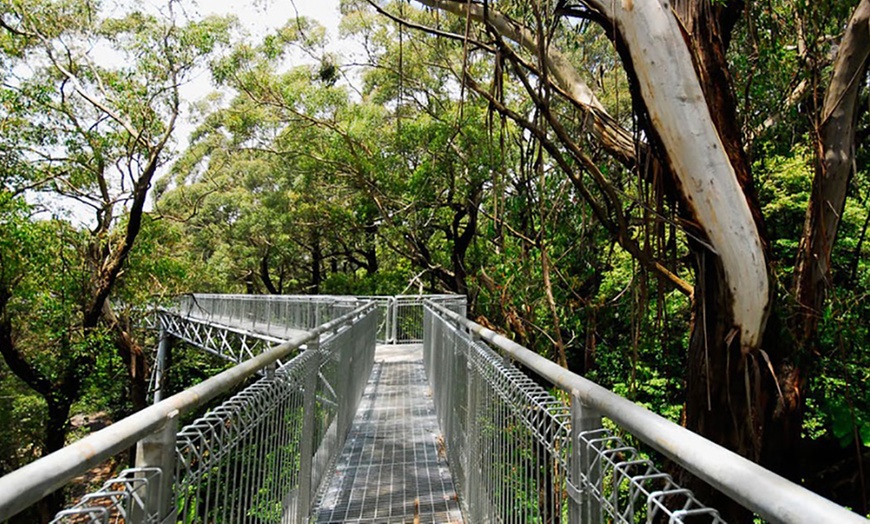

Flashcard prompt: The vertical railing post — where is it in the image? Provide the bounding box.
[383,298,390,343]
[153,325,171,404]
[134,410,178,524]
[314,301,321,329]
[296,338,321,524]
[390,297,398,343]
[465,331,480,521]
[267,296,273,334]
[570,396,602,524]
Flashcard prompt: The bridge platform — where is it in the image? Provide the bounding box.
[314,344,464,524]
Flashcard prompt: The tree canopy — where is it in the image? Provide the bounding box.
[2,0,870,520]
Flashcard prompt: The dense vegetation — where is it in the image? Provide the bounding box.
[1,0,870,520]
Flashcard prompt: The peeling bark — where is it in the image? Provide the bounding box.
[588,0,768,350]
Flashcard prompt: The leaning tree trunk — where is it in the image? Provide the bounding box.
[782,0,870,492]
[583,0,772,446]
[794,0,870,353]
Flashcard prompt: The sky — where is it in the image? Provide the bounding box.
[196,0,343,41]
[159,0,350,203]
[39,0,349,222]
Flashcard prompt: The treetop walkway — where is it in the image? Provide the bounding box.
[0,294,864,523]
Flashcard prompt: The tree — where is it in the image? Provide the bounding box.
[363,0,870,516]
[0,0,229,516]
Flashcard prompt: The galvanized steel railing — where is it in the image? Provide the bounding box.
[175,294,361,336]
[9,293,860,524]
[359,294,466,343]
[425,300,868,524]
[0,300,377,524]
[175,293,466,345]
[172,306,377,523]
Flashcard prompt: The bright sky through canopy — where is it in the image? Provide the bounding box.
[155,0,347,203]
[195,0,342,40]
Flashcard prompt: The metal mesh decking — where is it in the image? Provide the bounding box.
[314,344,463,524]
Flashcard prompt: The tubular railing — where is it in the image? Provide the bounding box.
[174,294,361,336]
[0,301,377,524]
[360,294,466,343]
[425,300,868,524]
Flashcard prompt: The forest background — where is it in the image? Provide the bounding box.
[1,0,870,521]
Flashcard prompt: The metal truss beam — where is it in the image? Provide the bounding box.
[159,312,292,365]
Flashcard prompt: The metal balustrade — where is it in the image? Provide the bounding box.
[171,307,377,524]
[0,300,378,524]
[359,294,466,343]
[173,293,465,345]
[425,300,868,524]
[174,294,361,336]
[424,303,719,523]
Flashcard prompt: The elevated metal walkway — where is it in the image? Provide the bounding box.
[315,345,462,524]
[0,294,864,524]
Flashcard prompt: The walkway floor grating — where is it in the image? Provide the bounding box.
[314,344,464,524]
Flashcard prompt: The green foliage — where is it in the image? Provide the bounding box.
[754,145,814,266]
[3,0,870,515]
[0,371,46,475]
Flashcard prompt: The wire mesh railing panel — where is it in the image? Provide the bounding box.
[174,308,378,524]
[310,306,378,498]
[424,305,570,523]
[50,468,162,523]
[573,427,724,524]
[357,296,392,343]
[394,297,425,343]
[424,303,724,524]
[174,349,318,523]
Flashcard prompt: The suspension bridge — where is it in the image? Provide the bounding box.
[0,295,864,523]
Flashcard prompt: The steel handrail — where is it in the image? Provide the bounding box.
[0,301,377,522]
[426,300,866,524]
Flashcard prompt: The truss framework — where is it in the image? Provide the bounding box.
[159,312,290,365]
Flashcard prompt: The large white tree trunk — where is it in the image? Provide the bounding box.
[417,0,770,350]
[593,0,768,349]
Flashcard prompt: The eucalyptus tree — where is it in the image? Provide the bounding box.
[162,14,504,296]
[0,1,229,515]
[359,0,870,513]
[156,30,386,294]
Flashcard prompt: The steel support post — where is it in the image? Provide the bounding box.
[133,410,178,524]
[465,332,480,522]
[296,339,321,524]
[390,297,398,344]
[154,326,171,404]
[570,395,602,524]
